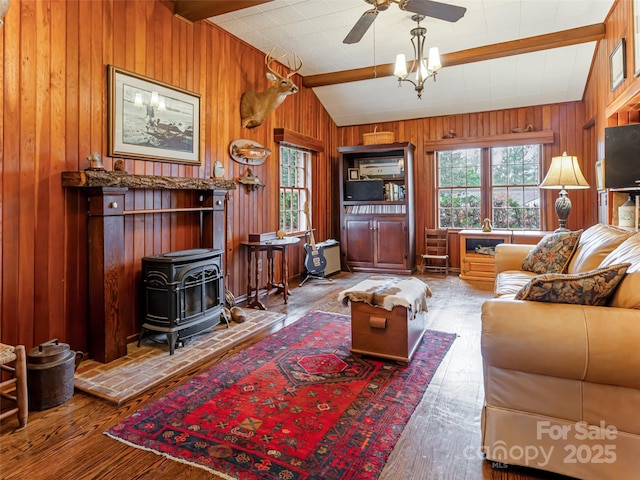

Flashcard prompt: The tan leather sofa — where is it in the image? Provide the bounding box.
[480,224,640,479]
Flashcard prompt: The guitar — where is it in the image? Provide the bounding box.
[303,202,327,275]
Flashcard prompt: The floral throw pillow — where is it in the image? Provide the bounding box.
[515,263,631,306]
[521,230,583,274]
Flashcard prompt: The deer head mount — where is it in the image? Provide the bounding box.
[240,49,302,129]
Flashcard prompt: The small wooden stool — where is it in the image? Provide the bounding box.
[0,343,28,428]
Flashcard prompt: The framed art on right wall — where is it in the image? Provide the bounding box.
[610,38,626,91]
[595,158,605,192]
[634,0,640,76]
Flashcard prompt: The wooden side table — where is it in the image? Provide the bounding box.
[241,237,301,309]
[459,230,511,282]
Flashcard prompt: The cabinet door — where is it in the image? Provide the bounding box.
[374,217,406,268]
[344,216,374,266]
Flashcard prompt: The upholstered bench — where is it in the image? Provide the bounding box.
[338,276,432,362]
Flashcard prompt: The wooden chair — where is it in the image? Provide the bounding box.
[421,228,449,274]
[0,343,28,428]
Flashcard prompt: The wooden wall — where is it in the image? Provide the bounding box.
[0,0,339,356]
[2,0,638,358]
[584,0,640,140]
[338,102,597,264]
[340,0,640,267]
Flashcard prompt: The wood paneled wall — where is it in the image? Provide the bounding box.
[584,0,640,143]
[1,0,339,356]
[339,102,597,262]
[2,0,637,358]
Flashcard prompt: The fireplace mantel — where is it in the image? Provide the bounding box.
[62,171,233,363]
[62,170,237,191]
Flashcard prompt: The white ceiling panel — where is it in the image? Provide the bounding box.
[209,0,614,126]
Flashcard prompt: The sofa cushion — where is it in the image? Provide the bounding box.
[514,263,631,306]
[567,223,635,274]
[494,270,537,297]
[599,233,640,309]
[521,230,582,274]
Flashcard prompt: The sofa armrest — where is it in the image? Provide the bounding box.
[481,299,640,389]
[494,243,535,274]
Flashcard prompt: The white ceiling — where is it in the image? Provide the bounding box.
[210,0,614,127]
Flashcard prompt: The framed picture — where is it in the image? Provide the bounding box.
[609,38,626,91]
[595,158,605,192]
[635,0,640,76]
[108,65,201,165]
[348,168,360,180]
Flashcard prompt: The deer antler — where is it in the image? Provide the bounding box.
[286,53,303,78]
[265,48,287,78]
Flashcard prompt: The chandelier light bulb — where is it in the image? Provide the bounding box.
[416,59,428,82]
[150,91,159,107]
[394,54,408,77]
[428,47,441,71]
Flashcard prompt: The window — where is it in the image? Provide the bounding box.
[437,145,541,229]
[491,145,541,229]
[438,149,482,228]
[279,145,311,234]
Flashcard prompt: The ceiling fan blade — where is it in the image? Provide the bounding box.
[343,9,379,44]
[402,0,466,22]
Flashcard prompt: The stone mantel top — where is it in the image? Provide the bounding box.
[62,170,237,191]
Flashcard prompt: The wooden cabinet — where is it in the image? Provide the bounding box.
[339,142,415,274]
[608,189,640,230]
[459,230,511,282]
[459,229,552,282]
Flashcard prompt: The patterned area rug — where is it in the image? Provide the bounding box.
[105,310,456,479]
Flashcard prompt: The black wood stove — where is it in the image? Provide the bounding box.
[138,248,225,354]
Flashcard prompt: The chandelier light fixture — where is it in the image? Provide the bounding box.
[393,14,441,99]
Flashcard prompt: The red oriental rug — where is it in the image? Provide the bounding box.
[105,310,456,479]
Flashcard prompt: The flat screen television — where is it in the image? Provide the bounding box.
[604,124,640,189]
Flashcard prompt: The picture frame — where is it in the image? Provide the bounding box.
[595,158,605,192]
[609,38,626,91]
[348,168,360,180]
[634,0,640,77]
[355,156,404,178]
[107,65,201,165]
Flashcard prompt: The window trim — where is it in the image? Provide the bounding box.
[278,145,311,236]
[424,130,554,152]
[436,144,543,230]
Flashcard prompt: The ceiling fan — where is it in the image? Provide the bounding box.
[343,0,466,44]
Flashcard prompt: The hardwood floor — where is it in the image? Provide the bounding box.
[0,272,569,480]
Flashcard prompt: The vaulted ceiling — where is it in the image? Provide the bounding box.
[169,0,614,127]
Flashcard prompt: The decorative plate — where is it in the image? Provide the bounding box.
[229,139,271,166]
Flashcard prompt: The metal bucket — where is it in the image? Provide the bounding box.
[27,339,83,411]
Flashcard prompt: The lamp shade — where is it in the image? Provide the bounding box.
[539,152,590,189]
[427,47,441,71]
[394,54,408,77]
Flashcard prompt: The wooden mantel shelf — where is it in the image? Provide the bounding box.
[62,170,237,190]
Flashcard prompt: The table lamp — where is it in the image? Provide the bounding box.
[539,152,590,232]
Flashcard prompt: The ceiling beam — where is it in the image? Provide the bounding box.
[302,23,606,89]
[167,0,274,23]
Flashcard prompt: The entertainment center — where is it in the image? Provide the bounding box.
[338,142,415,274]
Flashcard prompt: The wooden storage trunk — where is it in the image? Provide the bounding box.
[349,302,426,362]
